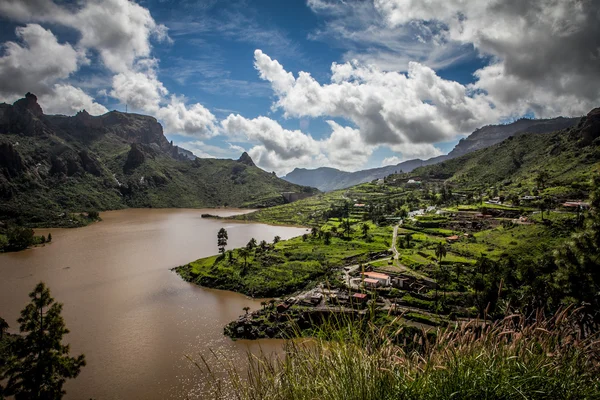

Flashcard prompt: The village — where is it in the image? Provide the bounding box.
[225,185,587,340]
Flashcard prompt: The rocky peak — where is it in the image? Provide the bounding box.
[237,152,255,167]
[576,108,600,145]
[13,92,43,117]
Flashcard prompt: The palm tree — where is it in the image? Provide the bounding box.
[260,301,266,311]
[361,223,370,238]
[273,236,281,244]
[247,238,257,250]
[243,306,250,315]
[238,247,250,268]
[311,227,319,238]
[435,242,447,263]
[0,316,8,339]
[331,226,338,236]
[259,240,268,252]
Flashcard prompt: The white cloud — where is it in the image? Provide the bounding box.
[221,114,375,174]
[0,24,106,115]
[39,84,108,115]
[254,49,499,147]
[156,96,217,139]
[221,114,321,160]
[390,143,443,160]
[374,0,600,116]
[0,24,82,95]
[0,0,171,73]
[0,0,218,137]
[110,69,167,114]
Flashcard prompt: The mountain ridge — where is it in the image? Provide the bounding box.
[283,116,580,191]
[0,93,318,227]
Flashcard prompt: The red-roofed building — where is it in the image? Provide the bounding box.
[352,293,368,303]
[363,278,380,288]
[361,272,391,286]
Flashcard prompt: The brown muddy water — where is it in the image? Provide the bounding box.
[0,209,307,399]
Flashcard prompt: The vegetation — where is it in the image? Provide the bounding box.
[0,226,54,252]
[0,282,85,399]
[0,97,317,228]
[176,219,391,297]
[217,228,228,254]
[202,308,600,400]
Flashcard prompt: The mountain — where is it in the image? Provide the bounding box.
[283,159,438,192]
[447,116,580,158]
[0,93,318,227]
[406,108,600,194]
[283,116,580,192]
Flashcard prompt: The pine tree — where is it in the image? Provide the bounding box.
[2,282,85,399]
[217,228,228,254]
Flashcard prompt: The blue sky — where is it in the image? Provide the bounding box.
[0,0,597,175]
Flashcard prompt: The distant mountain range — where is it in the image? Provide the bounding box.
[283,116,580,191]
[0,93,317,227]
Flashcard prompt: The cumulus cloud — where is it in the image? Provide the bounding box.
[0,24,107,115]
[374,0,600,116]
[156,96,217,138]
[221,114,375,174]
[0,0,217,137]
[39,84,108,115]
[254,49,498,147]
[0,0,171,73]
[381,156,401,166]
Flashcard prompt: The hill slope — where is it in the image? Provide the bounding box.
[283,116,579,192]
[407,108,600,195]
[0,93,317,227]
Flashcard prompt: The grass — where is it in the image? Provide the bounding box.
[202,308,600,400]
[175,222,391,297]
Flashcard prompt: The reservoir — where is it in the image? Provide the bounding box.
[0,208,306,399]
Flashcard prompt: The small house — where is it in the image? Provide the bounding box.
[352,293,368,303]
[361,272,391,286]
[363,278,380,288]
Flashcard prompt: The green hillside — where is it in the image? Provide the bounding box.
[0,94,317,227]
[406,108,600,197]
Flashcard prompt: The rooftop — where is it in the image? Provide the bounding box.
[362,272,390,280]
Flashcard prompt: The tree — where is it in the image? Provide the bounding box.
[238,247,250,269]
[404,234,412,248]
[273,236,281,244]
[535,170,550,190]
[2,282,85,399]
[243,306,250,315]
[311,227,319,238]
[323,231,332,245]
[47,233,52,243]
[435,242,447,263]
[259,240,268,252]
[246,238,257,251]
[554,175,600,328]
[361,223,370,238]
[217,228,228,254]
[0,316,8,340]
[260,301,266,311]
[342,219,352,239]
[7,226,34,251]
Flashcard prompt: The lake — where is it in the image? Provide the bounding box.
[0,208,307,399]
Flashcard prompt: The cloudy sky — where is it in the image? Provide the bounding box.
[0,0,598,175]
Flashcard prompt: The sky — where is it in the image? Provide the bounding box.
[0,0,598,176]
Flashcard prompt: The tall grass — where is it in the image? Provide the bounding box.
[200,307,600,399]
